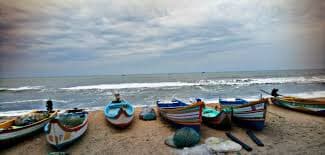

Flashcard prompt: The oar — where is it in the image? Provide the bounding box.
[259,89,272,95]
[259,89,283,96]
[246,130,264,146]
[226,132,253,152]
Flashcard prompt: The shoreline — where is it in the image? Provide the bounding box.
[1,105,325,155]
[2,95,325,117]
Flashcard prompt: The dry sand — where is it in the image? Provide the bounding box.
[1,105,325,155]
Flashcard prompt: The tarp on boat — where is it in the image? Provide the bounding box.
[139,106,156,121]
[205,137,242,153]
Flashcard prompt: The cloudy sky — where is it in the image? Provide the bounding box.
[0,0,324,77]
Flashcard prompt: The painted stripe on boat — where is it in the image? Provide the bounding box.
[233,111,265,118]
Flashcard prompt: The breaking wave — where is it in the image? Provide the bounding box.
[201,90,325,104]
[61,76,325,90]
[0,86,44,92]
[61,82,198,90]
[0,110,33,117]
[2,90,324,116]
[277,90,325,99]
[0,99,70,105]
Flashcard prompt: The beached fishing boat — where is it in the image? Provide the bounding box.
[220,98,268,130]
[202,107,232,130]
[104,100,135,128]
[272,96,325,116]
[44,109,88,149]
[0,110,58,143]
[156,99,203,132]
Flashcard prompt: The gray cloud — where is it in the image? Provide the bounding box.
[0,0,324,77]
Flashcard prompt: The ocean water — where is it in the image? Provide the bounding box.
[0,69,324,116]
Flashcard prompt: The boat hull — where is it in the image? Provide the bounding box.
[232,118,265,130]
[219,98,248,105]
[0,111,58,143]
[105,109,134,128]
[273,97,325,116]
[157,100,203,132]
[231,99,267,130]
[104,101,135,128]
[0,119,50,142]
[202,111,231,130]
[45,112,88,149]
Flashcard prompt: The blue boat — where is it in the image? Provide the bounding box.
[219,98,248,105]
[156,99,188,109]
[156,99,203,132]
[104,100,135,128]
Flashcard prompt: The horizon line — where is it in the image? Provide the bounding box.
[1,68,324,79]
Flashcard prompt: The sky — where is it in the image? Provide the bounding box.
[0,0,324,77]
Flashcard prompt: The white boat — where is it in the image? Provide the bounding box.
[44,109,88,149]
[0,110,58,143]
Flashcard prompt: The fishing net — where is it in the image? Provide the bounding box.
[15,112,49,126]
[59,114,85,128]
[172,127,201,148]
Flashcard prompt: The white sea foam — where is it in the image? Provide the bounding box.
[2,90,324,116]
[199,76,325,86]
[0,99,70,104]
[1,76,323,92]
[84,106,104,111]
[279,91,325,98]
[0,104,156,116]
[0,86,44,92]
[203,91,325,104]
[61,82,199,90]
[0,110,33,117]
[60,76,325,90]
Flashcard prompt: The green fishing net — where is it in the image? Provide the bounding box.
[173,127,200,148]
[59,114,85,128]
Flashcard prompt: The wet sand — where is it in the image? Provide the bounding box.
[1,105,325,155]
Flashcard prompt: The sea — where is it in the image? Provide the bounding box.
[0,69,325,116]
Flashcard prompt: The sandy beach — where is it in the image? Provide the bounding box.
[1,104,325,155]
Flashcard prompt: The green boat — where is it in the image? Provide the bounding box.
[202,107,232,130]
[273,96,325,116]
